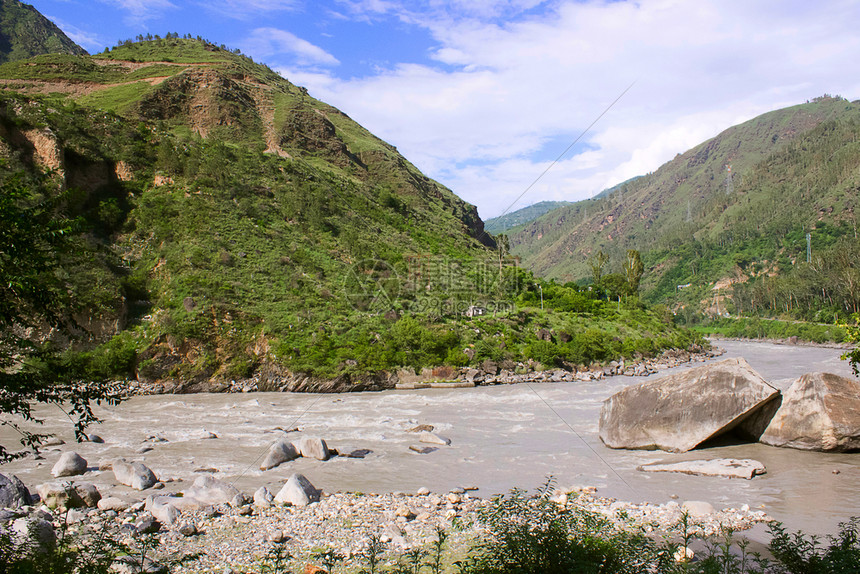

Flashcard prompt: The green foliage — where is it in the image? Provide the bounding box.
[0,174,126,460]
[694,317,847,344]
[467,479,662,574]
[840,314,860,377]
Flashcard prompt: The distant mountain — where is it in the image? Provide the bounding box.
[0,0,86,64]
[484,201,572,234]
[592,176,642,200]
[510,96,860,317]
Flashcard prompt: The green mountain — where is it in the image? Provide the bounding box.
[510,96,860,321]
[484,201,572,234]
[0,35,701,390]
[0,0,86,64]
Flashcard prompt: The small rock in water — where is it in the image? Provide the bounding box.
[293,437,330,461]
[86,434,105,444]
[346,449,372,459]
[409,446,436,454]
[416,487,430,495]
[51,452,88,477]
[407,424,434,433]
[419,432,451,446]
[260,440,299,470]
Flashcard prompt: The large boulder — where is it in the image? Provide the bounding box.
[112,460,158,490]
[599,358,780,452]
[0,474,33,509]
[760,372,860,451]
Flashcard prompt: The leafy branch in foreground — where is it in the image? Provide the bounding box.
[0,174,126,461]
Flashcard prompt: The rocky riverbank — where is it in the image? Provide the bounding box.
[130,347,724,395]
[1,471,769,573]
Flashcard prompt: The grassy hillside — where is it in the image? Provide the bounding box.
[510,96,860,326]
[0,37,704,389]
[0,0,86,64]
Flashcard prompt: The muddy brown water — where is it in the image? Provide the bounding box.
[1,339,856,540]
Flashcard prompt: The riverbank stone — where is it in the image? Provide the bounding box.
[760,372,860,451]
[0,474,32,509]
[599,358,780,452]
[113,460,158,490]
[274,473,319,506]
[183,475,243,506]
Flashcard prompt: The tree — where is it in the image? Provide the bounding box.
[623,249,644,295]
[842,314,860,377]
[0,175,124,462]
[589,250,609,288]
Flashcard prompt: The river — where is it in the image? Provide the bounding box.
[2,339,856,539]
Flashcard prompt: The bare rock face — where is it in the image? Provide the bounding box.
[760,372,860,451]
[599,358,780,452]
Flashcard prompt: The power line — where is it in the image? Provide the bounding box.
[478,81,636,244]
[526,384,638,496]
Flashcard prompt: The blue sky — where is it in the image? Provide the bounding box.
[31,0,860,219]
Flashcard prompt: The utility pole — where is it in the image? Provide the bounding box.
[807,233,812,263]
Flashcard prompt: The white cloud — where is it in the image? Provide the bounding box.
[286,0,860,217]
[199,0,301,19]
[47,16,103,51]
[100,0,177,24]
[245,28,340,67]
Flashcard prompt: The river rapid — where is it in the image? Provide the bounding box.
[2,339,856,539]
